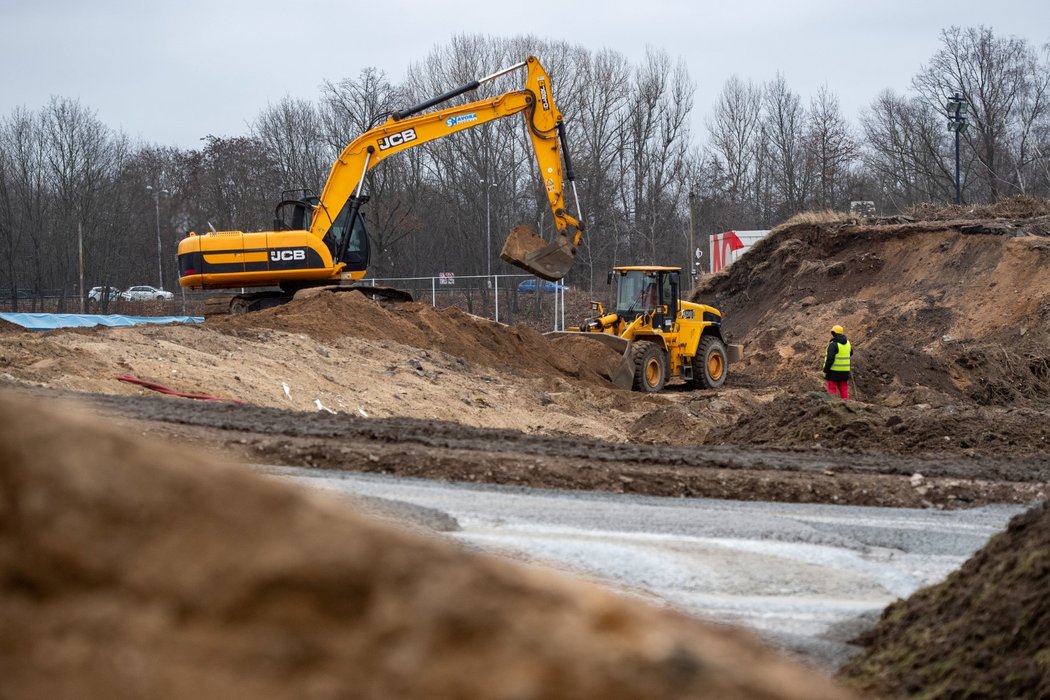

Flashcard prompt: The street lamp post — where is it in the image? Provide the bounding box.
[946,93,969,205]
[480,179,497,281]
[687,190,696,288]
[146,185,169,289]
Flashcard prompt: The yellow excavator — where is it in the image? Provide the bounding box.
[177,56,584,313]
[553,266,743,392]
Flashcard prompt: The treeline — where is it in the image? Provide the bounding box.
[1,27,1048,306]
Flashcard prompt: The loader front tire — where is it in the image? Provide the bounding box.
[631,342,667,393]
[691,335,728,390]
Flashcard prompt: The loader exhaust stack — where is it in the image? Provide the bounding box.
[500,225,576,282]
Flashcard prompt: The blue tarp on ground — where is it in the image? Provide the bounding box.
[0,313,204,330]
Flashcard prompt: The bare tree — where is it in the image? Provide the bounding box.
[0,108,46,308]
[252,97,330,196]
[39,97,131,307]
[320,67,404,151]
[621,48,694,263]
[806,85,859,210]
[568,48,631,287]
[763,73,810,216]
[708,76,763,206]
[860,90,955,209]
[914,25,1050,200]
[180,135,283,234]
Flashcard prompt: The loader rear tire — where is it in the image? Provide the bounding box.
[691,336,728,390]
[631,342,667,393]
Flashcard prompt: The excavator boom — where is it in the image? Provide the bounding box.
[311,56,582,281]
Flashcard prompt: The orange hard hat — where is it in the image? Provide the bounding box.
[831,325,844,334]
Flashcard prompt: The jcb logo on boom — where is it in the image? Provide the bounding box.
[538,82,551,111]
[377,128,417,151]
[270,249,306,262]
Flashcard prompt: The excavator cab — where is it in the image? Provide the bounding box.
[324,198,370,272]
[273,192,318,231]
[272,192,370,273]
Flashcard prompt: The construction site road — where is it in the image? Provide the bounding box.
[265,467,1029,672]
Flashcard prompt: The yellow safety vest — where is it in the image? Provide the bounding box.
[831,340,851,372]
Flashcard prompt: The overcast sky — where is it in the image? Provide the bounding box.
[2,0,1048,150]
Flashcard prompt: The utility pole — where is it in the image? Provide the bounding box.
[946,93,969,205]
[78,222,84,313]
[146,185,169,288]
[481,179,497,283]
[687,191,696,288]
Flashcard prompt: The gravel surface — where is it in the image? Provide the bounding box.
[266,467,1030,671]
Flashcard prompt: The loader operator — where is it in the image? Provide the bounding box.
[637,279,659,309]
[822,324,853,400]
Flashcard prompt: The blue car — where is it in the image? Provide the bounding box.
[517,278,568,294]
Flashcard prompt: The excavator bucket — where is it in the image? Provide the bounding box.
[500,225,576,282]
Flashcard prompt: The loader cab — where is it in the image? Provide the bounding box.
[613,267,680,330]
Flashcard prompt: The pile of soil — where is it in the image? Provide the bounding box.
[0,290,651,443]
[838,502,1050,698]
[685,199,1050,455]
[210,288,628,387]
[0,392,857,700]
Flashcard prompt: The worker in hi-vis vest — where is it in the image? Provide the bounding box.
[822,324,853,400]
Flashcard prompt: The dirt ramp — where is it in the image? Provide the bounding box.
[0,392,858,700]
[838,502,1050,698]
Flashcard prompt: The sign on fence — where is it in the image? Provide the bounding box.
[438,272,455,285]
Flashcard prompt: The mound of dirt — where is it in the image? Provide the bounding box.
[208,288,627,387]
[0,391,858,700]
[704,390,1050,453]
[0,291,651,442]
[837,502,1050,698]
[688,200,1050,454]
[906,193,1050,224]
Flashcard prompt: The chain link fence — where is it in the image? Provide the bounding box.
[0,275,593,333]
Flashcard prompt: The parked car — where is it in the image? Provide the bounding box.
[517,278,568,294]
[120,285,174,301]
[88,286,121,302]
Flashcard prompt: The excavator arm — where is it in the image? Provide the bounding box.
[312,56,583,281]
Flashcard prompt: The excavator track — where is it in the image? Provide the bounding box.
[203,291,291,317]
[202,285,414,317]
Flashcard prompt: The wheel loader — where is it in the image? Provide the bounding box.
[552,266,743,392]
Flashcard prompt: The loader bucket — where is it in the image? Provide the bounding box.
[500,225,576,282]
[546,331,635,391]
